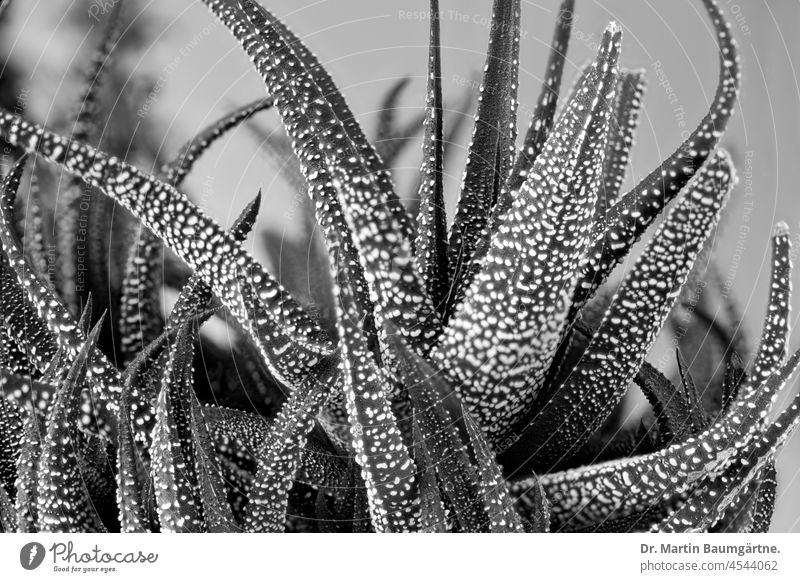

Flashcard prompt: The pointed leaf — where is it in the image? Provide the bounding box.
[412,422,447,533]
[593,70,647,226]
[0,110,333,392]
[575,0,740,306]
[512,472,550,532]
[258,0,411,238]
[415,0,449,312]
[1,155,122,435]
[522,345,800,528]
[243,361,334,532]
[120,99,273,364]
[740,223,791,413]
[333,262,419,532]
[1,160,59,378]
[190,396,239,532]
[206,0,438,351]
[433,25,621,444]
[239,0,442,348]
[115,386,148,533]
[391,334,489,532]
[508,149,735,468]
[507,0,575,192]
[634,362,694,443]
[55,2,123,315]
[445,0,521,314]
[36,319,107,532]
[150,323,203,532]
[676,350,710,431]
[165,191,262,334]
[374,77,412,149]
[161,97,274,186]
[462,407,524,532]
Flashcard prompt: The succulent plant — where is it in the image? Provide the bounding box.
[0,0,797,534]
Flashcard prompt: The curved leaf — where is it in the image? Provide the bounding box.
[575,0,740,307]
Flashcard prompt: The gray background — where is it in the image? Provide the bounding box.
[3,0,800,531]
